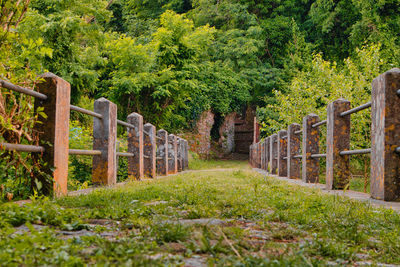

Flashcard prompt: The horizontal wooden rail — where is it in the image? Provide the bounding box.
[69,149,101,155]
[0,79,48,100]
[0,143,45,153]
[117,119,134,128]
[70,105,103,119]
[294,129,302,134]
[311,153,326,158]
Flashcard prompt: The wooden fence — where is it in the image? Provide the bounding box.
[250,68,400,202]
[0,73,189,197]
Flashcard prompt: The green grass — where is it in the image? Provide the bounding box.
[0,160,399,266]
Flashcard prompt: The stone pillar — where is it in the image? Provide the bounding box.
[92,98,117,186]
[127,113,143,180]
[287,123,301,179]
[156,129,168,176]
[257,142,262,168]
[265,137,270,172]
[302,114,320,183]
[371,68,400,201]
[143,123,156,178]
[177,138,183,172]
[278,130,288,177]
[34,73,70,196]
[270,134,278,174]
[326,99,351,190]
[168,134,178,174]
[253,117,260,144]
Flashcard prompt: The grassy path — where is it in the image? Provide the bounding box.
[1,160,400,266]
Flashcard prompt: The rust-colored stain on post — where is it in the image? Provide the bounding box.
[168,134,178,174]
[270,134,278,174]
[143,123,156,178]
[127,113,143,180]
[371,68,400,201]
[156,129,168,176]
[302,114,320,183]
[278,130,288,177]
[287,123,301,179]
[92,98,117,186]
[326,99,350,190]
[34,73,70,197]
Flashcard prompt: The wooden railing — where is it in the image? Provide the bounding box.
[0,73,189,197]
[250,68,400,202]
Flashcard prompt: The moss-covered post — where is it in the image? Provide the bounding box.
[168,134,178,174]
[143,123,156,178]
[34,73,71,196]
[287,123,301,179]
[302,114,320,183]
[156,129,168,176]
[326,99,351,190]
[278,130,288,177]
[127,113,143,180]
[371,68,400,201]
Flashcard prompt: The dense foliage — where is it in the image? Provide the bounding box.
[1,0,400,198]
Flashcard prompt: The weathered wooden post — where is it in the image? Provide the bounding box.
[34,73,71,196]
[127,113,143,180]
[302,114,320,183]
[168,134,178,174]
[287,123,301,179]
[326,99,351,190]
[143,123,156,178]
[278,130,288,177]
[265,137,270,172]
[156,129,168,176]
[177,137,183,172]
[371,68,400,201]
[92,98,117,186]
[270,134,278,174]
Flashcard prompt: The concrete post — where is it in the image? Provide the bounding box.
[156,129,168,176]
[127,113,143,180]
[34,73,70,196]
[371,68,400,201]
[184,139,189,169]
[287,123,301,179]
[261,140,265,170]
[302,114,320,183]
[168,134,178,174]
[257,142,262,168]
[143,123,156,178]
[278,130,288,177]
[265,137,270,172]
[326,99,351,190]
[177,138,183,172]
[92,98,117,186]
[270,134,278,174]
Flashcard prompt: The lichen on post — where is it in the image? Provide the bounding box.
[143,123,156,178]
[34,73,71,197]
[326,99,350,190]
[278,130,288,177]
[168,134,178,174]
[270,134,278,174]
[156,129,168,176]
[287,123,301,179]
[302,114,320,183]
[127,113,143,180]
[371,68,400,201]
[92,98,117,186]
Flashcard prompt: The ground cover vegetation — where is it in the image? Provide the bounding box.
[1,0,400,197]
[1,161,400,265]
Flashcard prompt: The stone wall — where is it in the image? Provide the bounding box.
[218,112,236,154]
